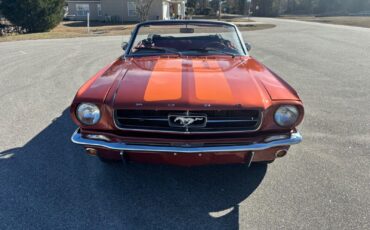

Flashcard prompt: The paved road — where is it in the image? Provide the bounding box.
[0,18,369,229]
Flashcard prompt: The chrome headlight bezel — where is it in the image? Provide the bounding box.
[274,105,299,127]
[76,103,101,126]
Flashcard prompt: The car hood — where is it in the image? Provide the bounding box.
[112,56,299,110]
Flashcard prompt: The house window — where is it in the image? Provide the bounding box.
[127,1,137,17]
[76,4,89,16]
[97,4,102,16]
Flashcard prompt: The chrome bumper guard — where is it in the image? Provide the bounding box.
[71,129,302,153]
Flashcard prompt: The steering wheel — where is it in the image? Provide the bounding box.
[142,38,153,47]
[200,41,227,50]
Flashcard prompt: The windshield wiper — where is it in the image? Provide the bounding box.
[134,47,181,56]
[182,48,237,58]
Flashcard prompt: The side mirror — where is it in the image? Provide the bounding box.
[245,42,252,52]
[121,42,128,51]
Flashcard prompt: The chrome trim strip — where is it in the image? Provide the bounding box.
[247,151,255,167]
[117,118,257,123]
[116,117,169,121]
[207,119,258,123]
[71,129,302,153]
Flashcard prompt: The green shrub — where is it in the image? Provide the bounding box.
[0,0,65,33]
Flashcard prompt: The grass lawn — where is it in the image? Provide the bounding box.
[0,21,136,42]
[0,19,275,42]
[281,16,370,28]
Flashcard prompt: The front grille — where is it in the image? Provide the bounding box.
[114,109,262,133]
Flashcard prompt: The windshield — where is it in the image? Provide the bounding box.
[127,22,246,57]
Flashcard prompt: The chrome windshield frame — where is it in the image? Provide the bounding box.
[124,20,249,57]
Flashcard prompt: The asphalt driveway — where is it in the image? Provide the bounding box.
[0,18,369,229]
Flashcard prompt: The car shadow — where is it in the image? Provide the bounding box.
[0,108,267,229]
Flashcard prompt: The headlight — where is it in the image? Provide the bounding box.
[274,105,299,127]
[76,103,101,125]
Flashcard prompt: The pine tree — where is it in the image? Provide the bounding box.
[0,0,65,33]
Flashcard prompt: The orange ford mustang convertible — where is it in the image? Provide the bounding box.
[71,20,304,166]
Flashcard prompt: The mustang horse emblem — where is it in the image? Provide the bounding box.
[174,116,204,127]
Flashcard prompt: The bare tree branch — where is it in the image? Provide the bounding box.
[135,0,155,22]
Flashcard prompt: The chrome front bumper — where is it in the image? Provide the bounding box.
[71,129,302,153]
